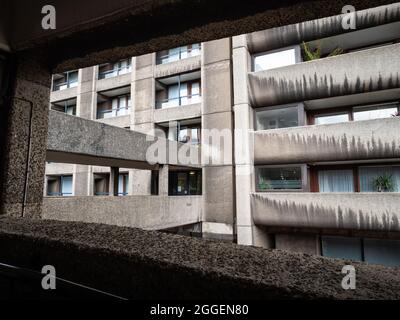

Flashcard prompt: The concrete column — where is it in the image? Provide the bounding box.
[109,167,119,196]
[0,51,51,218]
[159,165,169,196]
[232,35,265,246]
[201,38,235,241]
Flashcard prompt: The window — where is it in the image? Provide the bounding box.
[151,170,159,195]
[255,106,299,130]
[310,102,400,125]
[178,123,201,144]
[353,103,399,121]
[318,170,354,192]
[157,80,201,108]
[321,236,363,261]
[94,173,109,196]
[314,113,349,125]
[156,44,201,64]
[52,71,78,91]
[169,170,202,196]
[97,94,131,119]
[359,166,400,192]
[47,175,73,196]
[118,173,129,196]
[253,47,298,72]
[321,236,400,267]
[98,59,131,79]
[256,167,302,191]
[51,98,77,116]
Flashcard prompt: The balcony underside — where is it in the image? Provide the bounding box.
[254,117,400,164]
[249,43,400,107]
[252,193,400,233]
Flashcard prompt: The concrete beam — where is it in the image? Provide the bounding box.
[46,110,201,169]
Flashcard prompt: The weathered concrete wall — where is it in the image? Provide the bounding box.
[252,193,400,234]
[254,117,400,164]
[43,195,202,230]
[247,3,400,53]
[1,217,400,299]
[0,52,51,218]
[96,72,132,92]
[249,43,400,107]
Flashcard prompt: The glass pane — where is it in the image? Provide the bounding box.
[68,72,78,87]
[364,239,400,267]
[254,48,296,72]
[178,128,188,143]
[359,166,400,192]
[353,107,398,121]
[321,236,362,261]
[257,167,302,190]
[61,176,73,196]
[318,170,354,192]
[66,105,76,115]
[189,171,201,195]
[177,173,188,195]
[256,106,298,130]
[315,113,349,125]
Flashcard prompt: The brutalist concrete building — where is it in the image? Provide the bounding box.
[44,3,400,266]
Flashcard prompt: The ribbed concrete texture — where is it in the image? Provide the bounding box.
[0,217,399,299]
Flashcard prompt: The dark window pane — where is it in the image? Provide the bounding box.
[256,167,302,191]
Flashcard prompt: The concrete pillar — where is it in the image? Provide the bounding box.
[201,38,235,241]
[232,35,266,246]
[0,51,51,218]
[109,167,119,196]
[159,165,169,196]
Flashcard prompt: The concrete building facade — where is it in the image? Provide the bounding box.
[44,3,400,266]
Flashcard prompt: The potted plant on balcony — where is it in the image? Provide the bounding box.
[372,174,394,192]
[258,177,271,191]
[302,41,344,61]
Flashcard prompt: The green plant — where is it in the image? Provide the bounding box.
[258,177,271,191]
[373,174,394,192]
[302,41,344,61]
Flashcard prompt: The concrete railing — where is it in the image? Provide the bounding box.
[252,192,400,233]
[96,72,132,92]
[155,55,201,78]
[254,117,400,164]
[248,43,400,107]
[43,195,202,230]
[1,217,399,299]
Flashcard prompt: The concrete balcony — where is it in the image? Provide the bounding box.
[249,43,400,107]
[254,117,400,164]
[50,86,78,103]
[251,193,400,233]
[96,72,132,92]
[43,195,202,230]
[154,103,201,123]
[155,55,201,78]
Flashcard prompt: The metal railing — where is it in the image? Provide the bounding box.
[156,46,201,64]
[52,80,78,91]
[155,93,201,109]
[98,66,132,79]
[47,192,73,197]
[0,262,127,300]
[97,106,131,119]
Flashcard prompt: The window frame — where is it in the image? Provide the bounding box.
[254,103,305,131]
[252,45,302,72]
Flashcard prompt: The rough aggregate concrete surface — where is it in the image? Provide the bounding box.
[0,217,399,299]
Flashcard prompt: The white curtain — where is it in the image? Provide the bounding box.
[318,170,354,192]
[359,166,400,192]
